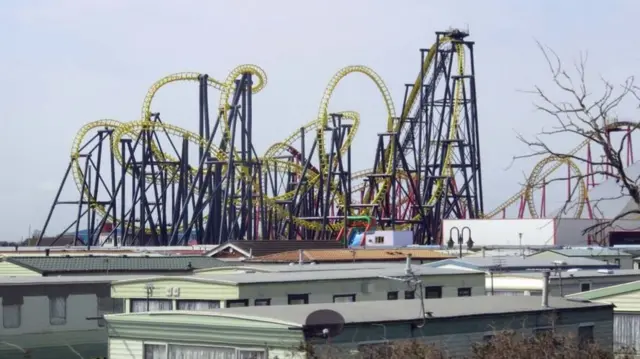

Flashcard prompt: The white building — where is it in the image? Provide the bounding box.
[487,269,640,297]
[442,218,640,247]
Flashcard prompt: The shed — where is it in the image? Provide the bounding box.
[567,280,640,352]
[0,256,230,276]
[105,296,614,359]
[528,248,633,269]
[111,267,486,312]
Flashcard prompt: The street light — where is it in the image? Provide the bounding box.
[449,226,473,258]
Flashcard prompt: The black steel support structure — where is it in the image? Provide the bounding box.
[363,29,483,245]
[38,30,483,246]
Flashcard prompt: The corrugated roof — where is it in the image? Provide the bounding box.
[567,280,640,300]
[5,256,230,273]
[208,240,345,258]
[0,274,157,286]
[546,248,632,257]
[246,248,453,263]
[106,296,610,326]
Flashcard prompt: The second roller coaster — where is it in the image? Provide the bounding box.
[39,29,485,246]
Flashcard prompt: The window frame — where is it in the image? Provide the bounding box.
[387,291,399,300]
[333,294,356,303]
[143,342,168,359]
[288,294,309,305]
[176,299,221,310]
[97,296,125,327]
[254,298,271,306]
[579,282,592,292]
[225,299,249,308]
[404,290,415,299]
[142,341,268,359]
[578,323,595,348]
[48,295,68,326]
[457,287,472,297]
[130,298,173,313]
[2,303,21,329]
[424,286,443,299]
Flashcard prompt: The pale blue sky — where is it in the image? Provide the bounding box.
[0,0,638,240]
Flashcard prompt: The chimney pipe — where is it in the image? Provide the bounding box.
[249,248,253,259]
[482,247,486,258]
[298,249,304,265]
[542,271,550,308]
[45,248,50,257]
[405,254,413,275]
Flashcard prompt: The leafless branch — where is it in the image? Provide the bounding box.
[515,41,640,238]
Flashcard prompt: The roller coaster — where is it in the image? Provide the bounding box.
[37,29,638,246]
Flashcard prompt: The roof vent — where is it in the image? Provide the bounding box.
[597,269,614,274]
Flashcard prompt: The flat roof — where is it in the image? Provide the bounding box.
[544,248,632,257]
[118,266,481,286]
[0,274,156,286]
[108,296,610,327]
[426,256,616,271]
[505,269,640,280]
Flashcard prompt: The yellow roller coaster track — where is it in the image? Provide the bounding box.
[68,36,627,238]
[69,38,466,236]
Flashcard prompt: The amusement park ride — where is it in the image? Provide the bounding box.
[36,29,639,247]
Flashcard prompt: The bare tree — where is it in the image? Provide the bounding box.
[31,229,42,239]
[515,41,640,237]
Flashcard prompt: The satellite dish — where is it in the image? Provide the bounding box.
[304,309,345,338]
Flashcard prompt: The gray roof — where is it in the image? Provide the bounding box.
[127,267,480,286]
[113,296,610,326]
[505,269,640,280]
[0,274,157,286]
[6,256,230,273]
[425,256,617,271]
[545,248,632,257]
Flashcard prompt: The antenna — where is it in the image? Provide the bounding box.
[304,309,345,339]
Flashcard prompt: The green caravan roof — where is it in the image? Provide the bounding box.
[567,280,640,300]
[7,256,230,274]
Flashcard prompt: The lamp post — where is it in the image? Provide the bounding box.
[448,226,473,258]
